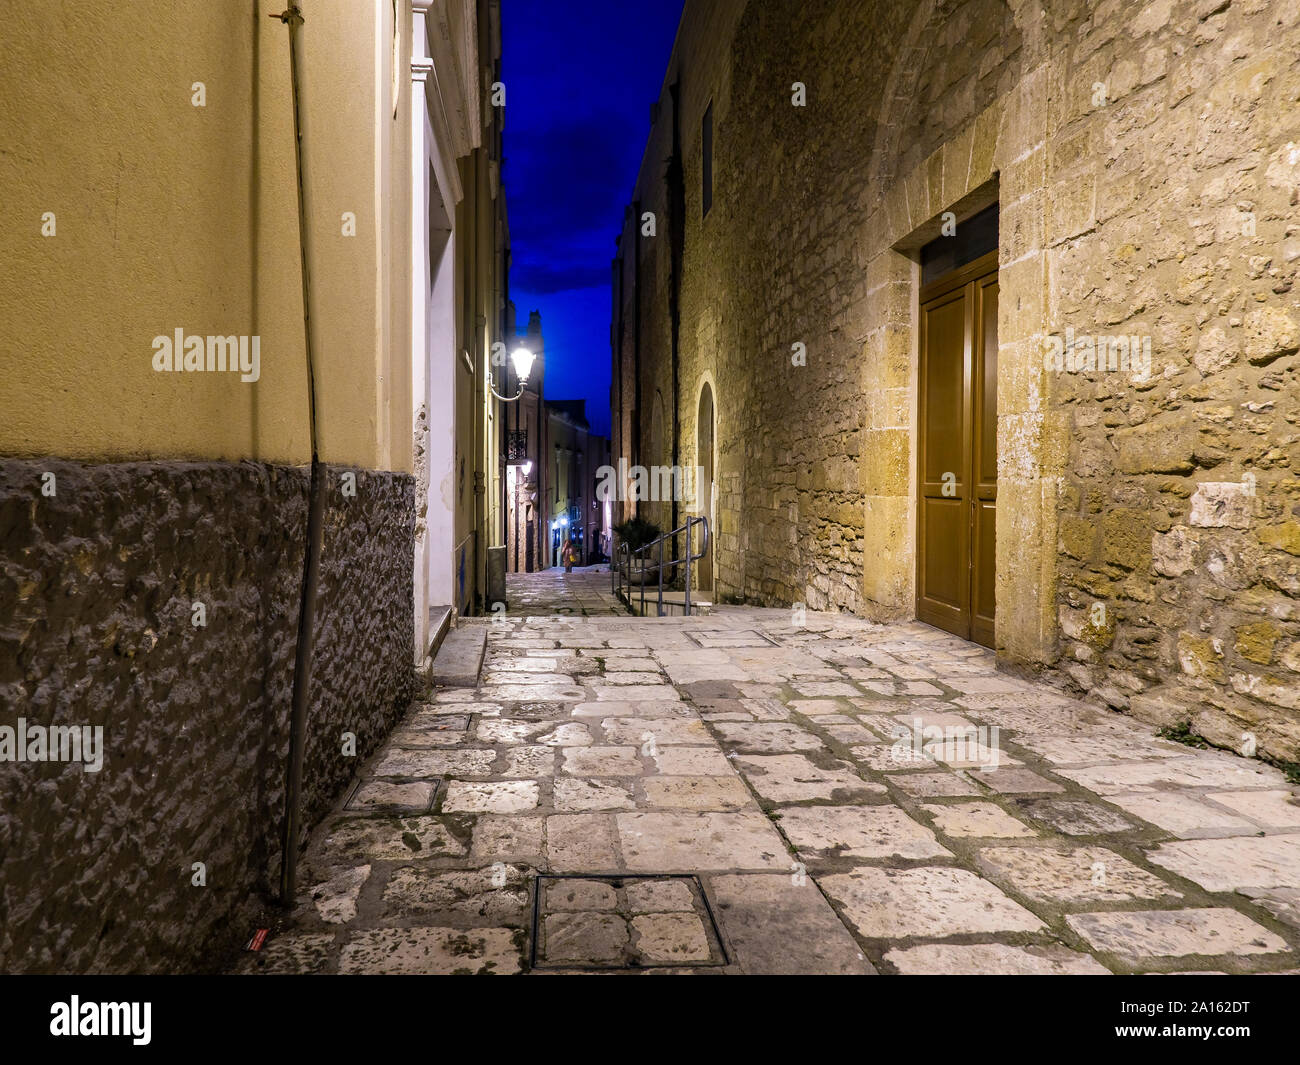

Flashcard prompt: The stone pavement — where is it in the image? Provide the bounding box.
[238,603,1300,975]
[502,567,627,618]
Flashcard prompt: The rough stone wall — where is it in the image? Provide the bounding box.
[620,0,1300,761]
[1042,0,1300,761]
[0,459,415,972]
[664,0,1013,608]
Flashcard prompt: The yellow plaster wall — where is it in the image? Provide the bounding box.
[0,0,412,473]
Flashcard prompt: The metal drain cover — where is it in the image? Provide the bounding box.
[530,874,728,970]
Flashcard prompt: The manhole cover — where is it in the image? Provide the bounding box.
[530,874,728,970]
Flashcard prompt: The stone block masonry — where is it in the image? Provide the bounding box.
[615,0,1300,763]
[0,459,415,972]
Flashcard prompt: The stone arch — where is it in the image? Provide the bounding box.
[691,370,721,495]
[856,0,1056,667]
[650,388,666,466]
[867,0,1032,199]
[694,375,718,591]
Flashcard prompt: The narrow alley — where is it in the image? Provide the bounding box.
[241,572,1300,975]
[5,0,1300,1032]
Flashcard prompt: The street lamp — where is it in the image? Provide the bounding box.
[489,345,535,402]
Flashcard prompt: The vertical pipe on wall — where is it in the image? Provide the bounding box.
[275,1,326,906]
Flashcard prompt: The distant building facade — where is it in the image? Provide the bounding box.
[544,399,611,567]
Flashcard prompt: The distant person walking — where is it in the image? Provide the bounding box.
[561,537,576,573]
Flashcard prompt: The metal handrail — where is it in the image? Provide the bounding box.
[612,516,709,616]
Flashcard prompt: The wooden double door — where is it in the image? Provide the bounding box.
[916,250,998,648]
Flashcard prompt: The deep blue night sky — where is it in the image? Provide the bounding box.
[501,0,684,439]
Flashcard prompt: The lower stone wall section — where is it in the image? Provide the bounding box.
[0,458,415,973]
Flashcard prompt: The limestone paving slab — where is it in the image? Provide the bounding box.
[317,815,467,863]
[776,805,951,860]
[890,771,982,797]
[1065,909,1289,961]
[546,813,621,871]
[1237,887,1300,930]
[1056,758,1282,794]
[616,811,789,871]
[346,780,436,814]
[641,775,755,810]
[1104,791,1257,838]
[389,728,470,749]
[571,700,693,718]
[711,721,830,753]
[601,717,712,745]
[561,745,644,776]
[850,743,937,772]
[307,865,370,924]
[1145,834,1300,893]
[552,777,637,811]
[734,753,884,802]
[974,767,1066,794]
[1012,797,1137,836]
[707,873,875,974]
[500,746,556,778]
[652,746,734,775]
[923,802,1037,838]
[374,747,495,780]
[442,780,540,813]
[381,865,532,924]
[885,943,1110,975]
[821,867,1045,939]
[977,845,1182,904]
[339,927,522,974]
[1207,789,1300,830]
[1014,733,1195,766]
[469,816,545,862]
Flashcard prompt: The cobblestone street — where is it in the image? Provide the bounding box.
[242,575,1300,975]
[498,568,626,617]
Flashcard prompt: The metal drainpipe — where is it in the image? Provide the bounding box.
[274,2,326,906]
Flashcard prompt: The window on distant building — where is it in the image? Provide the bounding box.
[702,101,713,217]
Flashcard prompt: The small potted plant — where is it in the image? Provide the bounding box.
[613,517,663,585]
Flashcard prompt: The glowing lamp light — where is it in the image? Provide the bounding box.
[510,346,535,384]
[490,345,535,402]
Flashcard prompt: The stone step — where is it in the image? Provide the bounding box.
[625,590,713,617]
[427,605,453,660]
[431,621,487,687]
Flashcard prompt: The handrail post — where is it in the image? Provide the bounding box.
[657,536,664,616]
[685,518,692,616]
